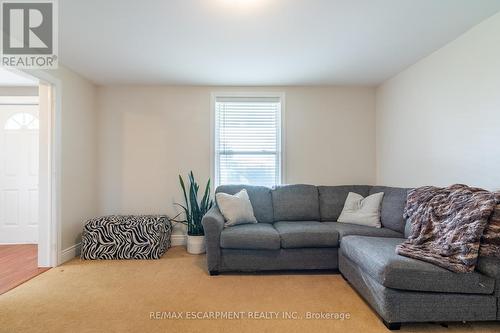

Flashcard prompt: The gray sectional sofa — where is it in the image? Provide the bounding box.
[201,184,500,329]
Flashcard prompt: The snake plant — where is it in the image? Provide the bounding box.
[173,171,213,236]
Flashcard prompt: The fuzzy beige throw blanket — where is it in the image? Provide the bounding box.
[397,184,498,273]
[480,193,500,258]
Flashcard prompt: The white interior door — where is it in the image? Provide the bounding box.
[0,105,39,244]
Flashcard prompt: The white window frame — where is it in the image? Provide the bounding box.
[210,92,285,188]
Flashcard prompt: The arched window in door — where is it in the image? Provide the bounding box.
[4,112,39,130]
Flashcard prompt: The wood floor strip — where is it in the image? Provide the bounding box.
[0,244,50,295]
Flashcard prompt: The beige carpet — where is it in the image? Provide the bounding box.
[1,246,499,333]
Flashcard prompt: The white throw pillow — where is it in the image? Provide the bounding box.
[216,189,258,227]
[337,192,384,228]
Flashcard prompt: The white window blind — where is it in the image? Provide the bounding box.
[214,96,282,187]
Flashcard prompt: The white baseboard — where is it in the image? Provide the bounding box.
[60,242,81,264]
[171,234,187,246]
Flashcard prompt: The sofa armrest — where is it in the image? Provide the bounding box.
[202,206,225,272]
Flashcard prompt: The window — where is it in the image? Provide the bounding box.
[4,112,39,130]
[213,94,283,187]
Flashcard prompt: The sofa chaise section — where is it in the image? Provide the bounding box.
[339,235,499,327]
[339,252,497,326]
[340,236,495,294]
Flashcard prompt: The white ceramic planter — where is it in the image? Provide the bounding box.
[187,235,206,254]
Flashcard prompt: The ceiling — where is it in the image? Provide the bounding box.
[59,0,500,86]
[0,68,38,86]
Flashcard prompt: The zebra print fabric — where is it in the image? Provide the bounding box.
[81,215,171,260]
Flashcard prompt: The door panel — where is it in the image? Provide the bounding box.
[3,189,20,225]
[28,188,39,226]
[28,132,39,176]
[0,105,39,244]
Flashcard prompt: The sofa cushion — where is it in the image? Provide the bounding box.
[217,185,274,223]
[220,223,280,250]
[272,184,320,221]
[323,222,402,240]
[477,257,500,295]
[340,236,495,294]
[274,221,339,249]
[318,185,371,221]
[369,186,409,233]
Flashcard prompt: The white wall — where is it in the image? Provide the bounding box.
[47,66,99,250]
[376,12,500,191]
[97,86,375,232]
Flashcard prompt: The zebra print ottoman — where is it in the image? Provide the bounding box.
[81,215,171,260]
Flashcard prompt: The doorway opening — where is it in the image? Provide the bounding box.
[0,68,56,294]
